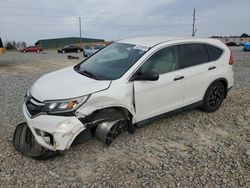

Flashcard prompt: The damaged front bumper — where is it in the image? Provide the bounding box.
[23,104,86,151]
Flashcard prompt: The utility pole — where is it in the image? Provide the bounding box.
[79,17,82,46]
[192,8,197,37]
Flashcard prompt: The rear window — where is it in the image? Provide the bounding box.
[180,44,209,68]
[205,44,223,61]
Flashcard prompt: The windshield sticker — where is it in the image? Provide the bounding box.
[133,45,149,51]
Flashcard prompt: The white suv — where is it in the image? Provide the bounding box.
[13,37,234,159]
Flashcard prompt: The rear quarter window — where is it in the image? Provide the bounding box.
[205,44,223,61]
[180,43,209,68]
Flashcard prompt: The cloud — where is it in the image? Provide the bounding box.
[0,0,249,44]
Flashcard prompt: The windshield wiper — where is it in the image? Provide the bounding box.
[79,69,100,80]
[74,65,110,80]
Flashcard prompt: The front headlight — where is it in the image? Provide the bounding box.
[42,95,90,114]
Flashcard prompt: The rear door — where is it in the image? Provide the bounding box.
[133,45,185,121]
[179,43,219,106]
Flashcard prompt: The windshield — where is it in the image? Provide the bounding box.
[75,42,149,80]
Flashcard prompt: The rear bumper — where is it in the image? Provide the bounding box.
[23,104,86,151]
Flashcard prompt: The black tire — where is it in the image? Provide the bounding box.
[95,120,130,146]
[201,82,226,113]
[13,122,62,160]
[87,109,135,145]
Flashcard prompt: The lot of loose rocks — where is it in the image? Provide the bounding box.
[0,48,249,187]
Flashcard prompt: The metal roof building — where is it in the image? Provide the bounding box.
[35,37,105,49]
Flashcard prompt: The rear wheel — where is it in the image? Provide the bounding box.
[13,122,62,160]
[201,82,225,112]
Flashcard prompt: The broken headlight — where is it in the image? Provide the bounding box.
[42,95,90,115]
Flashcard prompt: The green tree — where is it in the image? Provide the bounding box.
[241,33,249,37]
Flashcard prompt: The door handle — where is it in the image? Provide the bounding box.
[174,76,184,81]
[208,66,216,70]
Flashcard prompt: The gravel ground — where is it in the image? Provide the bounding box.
[0,48,249,188]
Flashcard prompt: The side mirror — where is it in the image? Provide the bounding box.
[130,71,159,81]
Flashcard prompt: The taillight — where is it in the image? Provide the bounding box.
[229,51,234,65]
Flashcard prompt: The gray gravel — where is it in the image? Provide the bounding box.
[0,48,250,187]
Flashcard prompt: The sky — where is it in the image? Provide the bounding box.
[0,0,249,45]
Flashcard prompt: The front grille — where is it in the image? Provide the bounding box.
[25,97,44,117]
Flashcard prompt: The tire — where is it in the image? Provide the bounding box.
[89,109,135,145]
[13,122,62,160]
[201,82,226,113]
[95,120,130,146]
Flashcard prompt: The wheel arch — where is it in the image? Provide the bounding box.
[204,78,228,99]
[82,106,133,125]
[71,106,134,145]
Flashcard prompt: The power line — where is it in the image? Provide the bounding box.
[0,22,77,27]
[198,18,250,27]
[0,21,191,28]
[0,4,74,12]
[199,16,250,24]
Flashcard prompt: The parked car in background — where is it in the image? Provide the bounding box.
[20,46,43,53]
[226,42,237,46]
[83,44,106,57]
[0,37,6,55]
[243,42,250,51]
[236,42,244,46]
[57,45,83,53]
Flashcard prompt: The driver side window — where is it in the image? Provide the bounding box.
[140,46,179,74]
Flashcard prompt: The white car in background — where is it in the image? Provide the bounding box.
[13,37,234,159]
[84,44,105,57]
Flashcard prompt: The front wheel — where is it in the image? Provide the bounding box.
[201,82,225,113]
[13,122,62,160]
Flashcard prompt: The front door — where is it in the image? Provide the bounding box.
[133,45,185,122]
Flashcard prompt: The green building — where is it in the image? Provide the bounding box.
[35,37,105,49]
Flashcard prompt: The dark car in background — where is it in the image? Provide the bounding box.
[20,46,43,53]
[57,45,83,53]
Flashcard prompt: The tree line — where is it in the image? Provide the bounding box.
[211,33,249,38]
[4,40,27,50]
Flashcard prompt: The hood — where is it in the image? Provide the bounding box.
[30,66,111,101]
